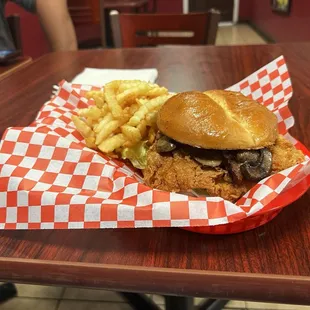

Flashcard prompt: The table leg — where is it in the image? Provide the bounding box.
[119,292,161,310]
[0,283,17,303]
[165,296,194,310]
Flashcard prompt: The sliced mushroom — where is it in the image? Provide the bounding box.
[223,151,235,160]
[156,135,176,153]
[194,157,222,167]
[228,160,243,184]
[240,148,272,181]
[236,150,260,164]
[191,149,223,167]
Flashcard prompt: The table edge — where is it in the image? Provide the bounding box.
[0,258,309,304]
[0,57,32,82]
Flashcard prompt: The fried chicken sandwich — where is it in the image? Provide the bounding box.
[143,90,305,202]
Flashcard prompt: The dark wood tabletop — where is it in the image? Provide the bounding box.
[0,56,32,81]
[0,44,309,305]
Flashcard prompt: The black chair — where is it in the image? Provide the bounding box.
[120,293,229,310]
[6,15,22,51]
[0,283,17,304]
[0,16,21,303]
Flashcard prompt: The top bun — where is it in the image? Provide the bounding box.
[157,90,278,150]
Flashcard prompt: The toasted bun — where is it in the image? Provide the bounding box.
[157,90,278,150]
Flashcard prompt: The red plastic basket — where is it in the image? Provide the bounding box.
[183,140,310,235]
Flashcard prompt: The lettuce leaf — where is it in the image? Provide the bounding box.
[121,141,149,169]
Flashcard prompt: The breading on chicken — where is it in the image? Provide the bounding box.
[269,135,305,173]
[143,135,305,202]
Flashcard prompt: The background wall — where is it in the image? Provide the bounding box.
[239,0,252,21]
[5,2,50,58]
[250,0,310,42]
[156,0,182,12]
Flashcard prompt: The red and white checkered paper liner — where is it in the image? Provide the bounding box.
[0,56,309,230]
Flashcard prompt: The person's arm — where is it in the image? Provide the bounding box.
[36,0,77,51]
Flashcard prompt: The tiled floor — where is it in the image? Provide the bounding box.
[158,24,267,46]
[216,24,267,46]
[0,25,306,310]
[0,284,309,310]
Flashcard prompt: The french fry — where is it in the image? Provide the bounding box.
[146,87,168,98]
[101,104,109,116]
[128,95,170,127]
[77,108,89,117]
[85,117,94,127]
[118,80,143,93]
[94,113,113,133]
[123,140,135,148]
[120,104,139,122]
[95,119,122,145]
[136,98,148,106]
[72,115,93,138]
[93,93,105,108]
[75,80,174,161]
[148,127,156,144]
[127,106,148,127]
[116,83,153,106]
[85,90,96,99]
[129,103,139,115]
[145,111,157,126]
[85,136,97,149]
[121,125,142,144]
[144,94,172,112]
[78,106,102,120]
[137,120,147,139]
[104,83,123,118]
[98,134,126,153]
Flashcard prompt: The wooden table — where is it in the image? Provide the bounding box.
[0,56,32,81]
[0,44,309,306]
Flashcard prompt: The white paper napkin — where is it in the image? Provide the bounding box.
[71,68,158,86]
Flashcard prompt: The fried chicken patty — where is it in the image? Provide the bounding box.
[143,135,305,202]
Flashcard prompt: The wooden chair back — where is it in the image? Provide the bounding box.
[67,0,106,47]
[104,0,148,10]
[67,0,148,47]
[6,15,22,51]
[110,9,220,48]
[67,0,100,25]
